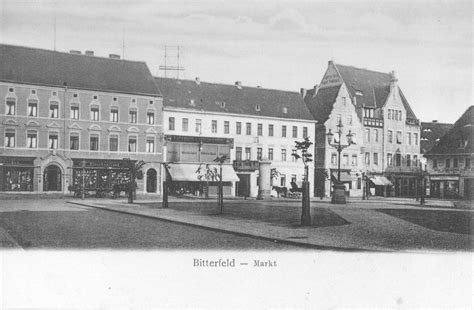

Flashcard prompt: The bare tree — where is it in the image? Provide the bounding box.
[196,155,227,213]
[291,137,313,226]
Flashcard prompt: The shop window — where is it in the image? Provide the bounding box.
[50,103,59,118]
[169,117,175,130]
[70,134,79,150]
[109,135,119,152]
[257,124,263,136]
[90,135,99,151]
[268,148,274,161]
[5,130,15,147]
[6,100,15,115]
[129,110,137,123]
[282,125,287,137]
[71,106,79,120]
[27,101,38,117]
[27,131,38,148]
[182,118,189,132]
[302,126,307,138]
[235,147,242,161]
[111,107,119,122]
[224,121,229,134]
[269,124,274,137]
[211,120,217,133]
[128,137,137,152]
[292,126,297,138]
[281,149,287,161]
[147,112,154,125]
[195,119,202,133]
[257,148,262,160]
[49,133,58,149]
[146,138,155,153]
[246,123,252,135]
[90,106,99,121]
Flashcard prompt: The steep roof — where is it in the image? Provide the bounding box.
[0,44,161,97]
[304,85,341,124]
[426,106,473,155]
[155,77,315,121]
[420,121,454,154]
[335,64,417,120]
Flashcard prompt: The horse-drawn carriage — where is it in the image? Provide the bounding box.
[272,182,303,199]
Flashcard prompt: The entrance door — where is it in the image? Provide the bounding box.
[146,168,157,193]
[236,174,250,197]
[43,165,62,191]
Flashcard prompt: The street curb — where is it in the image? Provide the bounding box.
[67,201,381,252]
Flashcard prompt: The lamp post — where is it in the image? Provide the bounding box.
[326,119,354,204]
[419,163,426,206]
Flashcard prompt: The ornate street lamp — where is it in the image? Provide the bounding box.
[326,119,354,204]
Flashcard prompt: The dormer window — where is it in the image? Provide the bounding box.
[73,93,78,98]
[113,97,118,102]
[364,108,374,118]
[93,95,98,100]
[132,98,136,103]
[283,107,288,114]
[149,100,153,105]
[52,91,57,96]
[31,89,36,95]
[255,104,261,112]
[220,101,226,108]
[355,91,363,96]
[8,87,14,93]
[189,99,195,106]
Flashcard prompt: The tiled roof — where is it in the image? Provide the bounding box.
[155,77,315,121]
[426,106,473,155]
[420,121,454,154]
[0,44,161,96]
[335,64,417,120]
[304,85,341,124]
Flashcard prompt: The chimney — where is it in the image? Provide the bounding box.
[300,88,307,98]
[432,120,438,123]
[256,85,261,88]
[328,60,334,66]
[235,81,242,89]
[109,54,121,60]
[85,50,94,56]
[312,84,320,97]
[390,70,398,97]
[69,50,81,55]
[195,77,200,85]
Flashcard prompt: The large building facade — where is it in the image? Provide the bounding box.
[0,45,163,195]
[305,61,421,198]
[156,77,316,198]
[424,106,473,199]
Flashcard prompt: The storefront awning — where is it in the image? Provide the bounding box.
[166,163,239,182]
[331,171,352,182]
[370,176,393,186]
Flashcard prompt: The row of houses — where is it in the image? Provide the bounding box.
[1,44,472,199]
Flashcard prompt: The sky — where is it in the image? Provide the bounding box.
[1,0,472,123]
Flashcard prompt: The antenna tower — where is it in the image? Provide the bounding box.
[159,45,185,78]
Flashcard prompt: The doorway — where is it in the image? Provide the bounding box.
[146,168,157,193]
[43,165,62,191]
[236,174,250,197]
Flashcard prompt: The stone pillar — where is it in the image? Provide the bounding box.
[257,160,271,200]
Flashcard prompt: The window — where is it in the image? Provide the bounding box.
[282,125,287,137]
[128,137,137,152]
[129,110,137,123]
[182,118,189,132]
[27,131,38,148]
[27,101,38,117]
[365,129,370,142]
[303,127,308,138]
[373,153,378,165]
[292,149,297,162]
[365,152,370,165]
[351,155,357,166]
[282,107,287,114]
[331,153,337,165]
[5,130,15,147]
[257,148,262,160]
[406,154,411,167]
[257,124,263,136]
[268,148,274,160]
[413,133,418,145]
[465,158,470,169]
[342,97,346,105]
[347,115,352,125]
[49,133,58,149]
[291,175,297,183]
[90,135,99,151]
[388,109,391,119]
[236,122,242,135]
[146,138,155,153]
[255,104,261,111]
[6,100,15,115]
[445,158,451,168]
[236,147,242,161]
[147,112,154,125]
[71,106,79,120]
[292,126,297,138]
[195,119,202,133]
[169,117,175,130]
[433,159,438,168]
[396,131,402,144]
[343,154,349,165]
[388,130,393,143]
[395,153,401,167]
[269,124,274,137]
[109,135,118,152]
[90,106,99,121]
[245,147,251,160]
[212,120,217,133]
[111,108,119,122]
[374,129,378,142]
[69,134,79,150]
[280,175,286,187]
[407,132,411,145]
[281,149,287,161]
[50,103,59,118]
[336,114,342,124]
[246,123,251,135]
[413,155,418,167]
[387,153,393,166]
[224,121,229,134]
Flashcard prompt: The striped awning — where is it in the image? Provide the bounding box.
[370,176,393,186]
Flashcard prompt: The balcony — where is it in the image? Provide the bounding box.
[233,160,259,171]
[363,117,383,128]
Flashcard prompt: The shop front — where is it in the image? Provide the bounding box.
[0,156,35,192]
[369,175,393,197]
[429,175,460,199]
